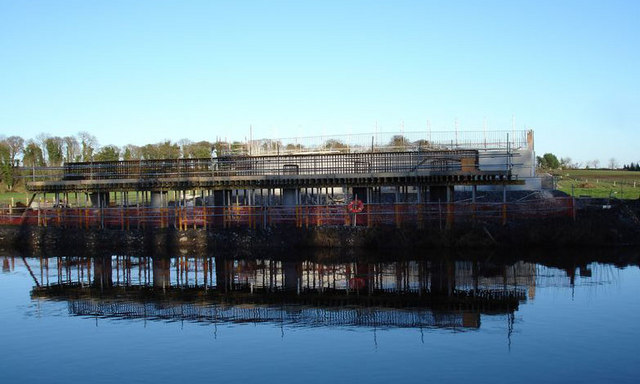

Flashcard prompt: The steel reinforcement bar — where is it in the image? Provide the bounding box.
[0,199,574,229]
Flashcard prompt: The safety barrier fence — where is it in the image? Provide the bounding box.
[0,198,574,229]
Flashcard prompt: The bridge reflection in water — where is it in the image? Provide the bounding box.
[25,255,535,330]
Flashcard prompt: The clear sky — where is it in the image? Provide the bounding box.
[1,0,638,165]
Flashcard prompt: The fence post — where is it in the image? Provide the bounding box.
[502,203,507,225]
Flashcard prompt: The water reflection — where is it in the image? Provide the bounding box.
[2,254,543,330]
[1,252,637,384]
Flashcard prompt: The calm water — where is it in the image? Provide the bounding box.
[1,250,639,383]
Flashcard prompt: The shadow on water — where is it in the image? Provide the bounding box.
[3,246,637,332]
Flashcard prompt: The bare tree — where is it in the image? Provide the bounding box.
[35,133,49,162]
[5,136,24,166]
[63,136,80,162]
[608,158,618,170]
[78,131,98,162]
[560,157,572,169]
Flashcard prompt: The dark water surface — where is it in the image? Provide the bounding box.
[1,250,639,384]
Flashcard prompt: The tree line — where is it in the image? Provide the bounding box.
[0,132,243,190]
[622,163,640,171]
[536,153,634,171]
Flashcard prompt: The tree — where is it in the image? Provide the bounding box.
[78,131,98,162]
[586,159,601,169]
[414,139,434,150]
[5,136,24,167]
[44,136,64,166]
[35,133,49,163]
[0,141,15,190]
[182,140,214,158]
[22,141,45,167]
[285,143,304,152]
[537,153,560,169]
[608,158,618,170]
[140,141,180,160]
[323,139,348,152]
[156,141,181,159]
[63,136,80,162]
[122,144,142,161]
[94,145,121,161]
[387,135,409,149]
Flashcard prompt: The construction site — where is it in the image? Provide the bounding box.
[0,129,581,232]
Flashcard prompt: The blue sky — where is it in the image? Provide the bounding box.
[1,0,638,165]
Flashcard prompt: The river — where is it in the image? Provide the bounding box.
[1,249,639,383]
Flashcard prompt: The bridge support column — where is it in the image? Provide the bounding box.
[93,257,113,289]
[152,258,171,289]
[430,259,455,296]
[215,258,232,292]
[150,191,168,208]
[213,190,230,228]
[282,188,299,206]
[90,192,110,207]
[283,261,302,293]
[417,186,429,203]
[429,186,454,202]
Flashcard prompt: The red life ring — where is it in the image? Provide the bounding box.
[347,199,364,213]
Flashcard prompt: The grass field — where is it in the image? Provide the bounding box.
[0,191,32,206]
[551,169,640,199]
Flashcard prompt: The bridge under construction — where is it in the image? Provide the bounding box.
[2,130,568,229]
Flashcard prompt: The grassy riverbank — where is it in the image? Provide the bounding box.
[552,169,640,199]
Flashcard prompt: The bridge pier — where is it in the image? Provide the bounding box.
[429,186,454,202]
[93,257,113,289]
[89,192,110,207]
[430,259,455,296]
[152,258,171,289]
[150,191,168,208]
[282,188,299,206]
[283,261,302,292]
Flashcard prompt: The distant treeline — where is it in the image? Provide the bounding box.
[623,163,640,171]
[0,132,245,190]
